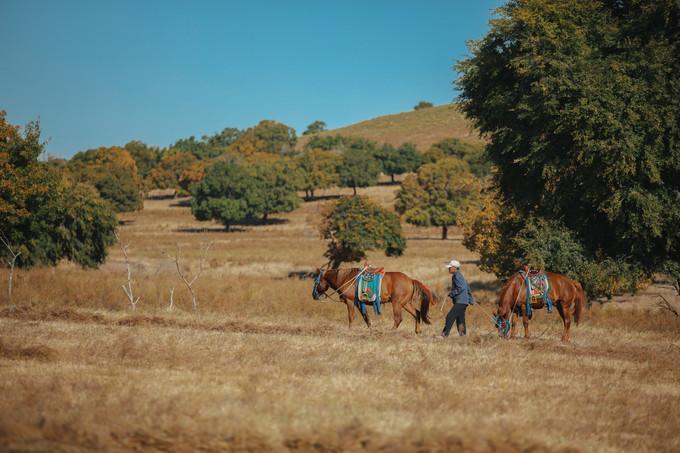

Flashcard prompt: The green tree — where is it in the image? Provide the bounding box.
[395,158,480,240]
[124,140,160,179]
[0,112,116,268]
[250,158,301,221]
[456,0,680,288]
[414,101,434,110]
[320,196,405,268]
[303,120,327,135]
[146,150,198,191]
[337,148,381,195]
[374,143,423,183]
[204,127,243,149]
[191,158,300,229]
[69,147,143,212]
[230,120,297,156]
[190,160,256,231]
[296,149,340,199]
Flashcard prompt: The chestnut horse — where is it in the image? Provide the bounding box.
[312,268,435,334]
[494,272,586,342]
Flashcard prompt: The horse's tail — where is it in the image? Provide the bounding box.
[413,280,434,325]
[573,281,585,325]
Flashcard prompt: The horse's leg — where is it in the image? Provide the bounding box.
[560,300,572,342]
[359,305,372,328]
[555,300,571,342]
[510,310,518,338]
[391,298,403,329]
[402,301,421,334]
[344,298,355,329]
[523,307,530,339]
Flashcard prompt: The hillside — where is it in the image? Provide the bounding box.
[298,103,485,151]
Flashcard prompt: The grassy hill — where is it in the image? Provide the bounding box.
[298,103,485,151]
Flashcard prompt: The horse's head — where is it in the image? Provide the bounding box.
[494,310,511,337]
[312,268,330,300]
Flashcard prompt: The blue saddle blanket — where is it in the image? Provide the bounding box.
[355,268,384,315]
[522,270,553,319]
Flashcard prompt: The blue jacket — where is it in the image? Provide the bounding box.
[449,271,474,305]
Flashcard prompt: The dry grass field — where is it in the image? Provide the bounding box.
[1,183,679,452]
[297,104,486,151]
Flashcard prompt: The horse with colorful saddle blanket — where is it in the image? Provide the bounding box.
[356,265,385,315]
[493,268,586,342]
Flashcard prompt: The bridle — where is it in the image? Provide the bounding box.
[312,267,363,302]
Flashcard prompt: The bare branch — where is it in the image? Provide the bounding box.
[0,228,21,303]
[115,231,140,311]
[655,294,679,317]
[166,242,213,311]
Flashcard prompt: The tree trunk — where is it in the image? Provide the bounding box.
[352,186,357,196]
[225,224,231,232]
[442,225,448,240]
[310,189,315,200]
[263,212,269,222]
[391,174,395,183]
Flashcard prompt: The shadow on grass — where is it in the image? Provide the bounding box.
[470,280,502,292]
[175,226,246,233]
[174,217,289,234]
[406,236,464,242]
[170,199,192,208]
[303,194,343,202]
[286,270,316,280]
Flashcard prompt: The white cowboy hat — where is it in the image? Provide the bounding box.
[445,259,461,269]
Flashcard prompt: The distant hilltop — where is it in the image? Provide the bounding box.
[298,103,485,151]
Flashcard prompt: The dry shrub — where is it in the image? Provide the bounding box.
[0,338,58,362]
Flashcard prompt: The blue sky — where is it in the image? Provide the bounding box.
[1,0,503,157]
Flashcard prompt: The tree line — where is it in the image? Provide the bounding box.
[1,110,488,271]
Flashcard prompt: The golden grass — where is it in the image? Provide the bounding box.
[1,184,679,452]
[297,104,486,151]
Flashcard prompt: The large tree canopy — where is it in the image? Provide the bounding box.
[456,0,680,282]
[0,112,116,268]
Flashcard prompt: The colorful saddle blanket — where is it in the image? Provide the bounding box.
[355,266,385,315]
[521,269,553,319]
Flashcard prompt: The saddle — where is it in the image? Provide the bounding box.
[355,264,385,315]
[520,266,553,319]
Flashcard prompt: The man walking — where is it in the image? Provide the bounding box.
[441,259,474,337]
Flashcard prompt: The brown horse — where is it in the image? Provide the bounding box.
[494,271,585,342]
[312,268,435,334]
